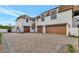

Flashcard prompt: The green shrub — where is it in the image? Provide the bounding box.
[0,25,12,29]
[0,33,2,37]
[64,44,76,53]
[0,33,2,45]
[67,44,75,52]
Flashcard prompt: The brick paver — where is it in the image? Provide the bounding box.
[1,33,78,53]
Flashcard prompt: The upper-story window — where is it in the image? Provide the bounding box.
[37,19,38,22]
[41,14,45,22]
[74,11,79,16]
[26,18,28,22]
[76,19,79,21]
[51,10,57,20]
[36,16,40,22]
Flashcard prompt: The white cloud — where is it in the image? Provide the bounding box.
[0,7,19,17]
[0,6,26,17]
[5,6,25,15]
[0,6,26,25]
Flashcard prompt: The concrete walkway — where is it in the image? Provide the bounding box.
[1,33,78,53]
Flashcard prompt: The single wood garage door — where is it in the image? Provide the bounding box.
[24,26,30,32]
[37,26,43,33]
[46,24,66,35]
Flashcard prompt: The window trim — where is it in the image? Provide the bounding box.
[51,10,57,20]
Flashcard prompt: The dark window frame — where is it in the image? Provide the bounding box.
[37,19,38,22]
[74,11,79,16]
[77,19,79,21]
[51,10,57,20]
[41,14,45,22]
[26,18,28,22]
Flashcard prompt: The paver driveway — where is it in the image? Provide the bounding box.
[2,33,78,53]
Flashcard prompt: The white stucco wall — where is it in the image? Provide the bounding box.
[30,26,35,32]
[36,10,73,27]
[35,25,37,32]
[35,10,73,34]
[15,18,33,32]
[15,19,32,27]
[68,28,78,36]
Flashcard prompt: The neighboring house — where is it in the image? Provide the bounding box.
[35,5,79,35]
[15,15,35,32]
[15,5,79,36]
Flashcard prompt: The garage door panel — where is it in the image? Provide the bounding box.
[24,26,30,32]
[37,26,43,33]
[46,24,66,35]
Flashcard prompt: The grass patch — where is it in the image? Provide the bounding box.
[64,44,77,53]
[0,33,2,45]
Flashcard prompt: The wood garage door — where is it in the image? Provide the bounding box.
[37,26,43,33]
[24,26,30,32]
[46,24,66,35]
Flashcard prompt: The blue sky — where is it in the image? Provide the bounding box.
[0,5,57,25]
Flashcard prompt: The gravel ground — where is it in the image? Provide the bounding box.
[1,33,78,53]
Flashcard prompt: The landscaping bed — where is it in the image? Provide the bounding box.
[64,44,79,53]
[0,33,2,50]
[0,33,2,45]
[69,35,79,38]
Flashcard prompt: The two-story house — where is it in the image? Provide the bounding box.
[15,5,79,36]
[35,5,79,35]
[15,15,35,32]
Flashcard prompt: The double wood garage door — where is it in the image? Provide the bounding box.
[46,24,66,35]
[24,26,30,32]
[37,24,66,35]
[37,26,43,33]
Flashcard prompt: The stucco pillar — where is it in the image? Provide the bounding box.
[66,24,69,36]
[35,26,37,32]
[43,25,46,34]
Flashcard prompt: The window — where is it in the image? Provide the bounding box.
[37,19,38,22]
[51,10,57,19]
[41,14,45,21]
[77,19,79,21]
[74,11,79,16]
[68,24,71,27]
[33,19,35,22]
[36,16,40,22]
[26,18,28,22]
